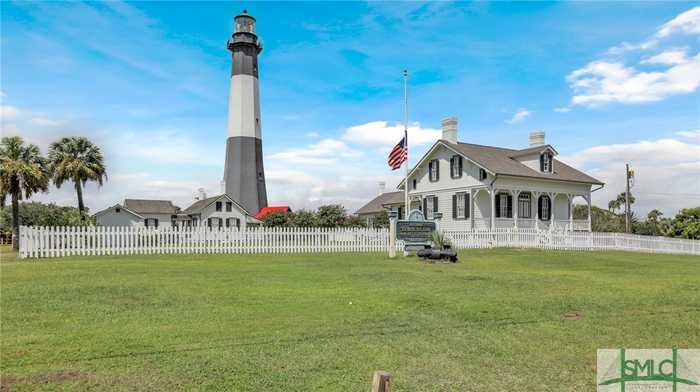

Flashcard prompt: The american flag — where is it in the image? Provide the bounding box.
[387,136,407,170]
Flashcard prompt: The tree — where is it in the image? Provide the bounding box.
[288,209,316,227]
[315,204,347,227]
[573,204,625,232]
[262,211,291,227]
[0,202,92,239]
[48,137,106,220]
[608,192,635,213]
[666,207,700,239]
[0,136,50,249]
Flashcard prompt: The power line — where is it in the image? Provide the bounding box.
[634,192,700,198]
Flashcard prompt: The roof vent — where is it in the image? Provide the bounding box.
[529,131,545,147]
[441,117,459,144]
[378,181,386,195]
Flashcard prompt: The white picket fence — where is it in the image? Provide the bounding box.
[18,226,390,259]
[17,225,700,258]
[443,229,700,255]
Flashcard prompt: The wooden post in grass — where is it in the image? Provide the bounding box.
[371,370,392,392]
[388,211,398,258]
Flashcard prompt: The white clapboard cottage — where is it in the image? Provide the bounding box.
[362,117,603,231]
[95,191,259,229]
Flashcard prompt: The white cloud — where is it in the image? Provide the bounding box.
[608,6,700,54]
[505,109,531,124]
[341,121,441,147]
[567,54,700,105]
[554,107,571,113]
[676,129,700,141]
[641,49,689,65]
[0,105,21,119]
[568,7,700,106]
[268,138,361,165]
[29,116,60,127]
[561,136,700,216]
[655,6,700,38]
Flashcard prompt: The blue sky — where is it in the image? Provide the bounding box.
[1,1,699,215]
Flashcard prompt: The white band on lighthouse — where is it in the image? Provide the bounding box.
[227,74,261,139]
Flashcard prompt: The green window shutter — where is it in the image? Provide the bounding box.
[433,197,438,213]
[507,195,513,218]
[423,198,427,214]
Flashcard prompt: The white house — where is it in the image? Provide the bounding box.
[396,117,603,231]
[95,193,260,229]
[94,199,179,228]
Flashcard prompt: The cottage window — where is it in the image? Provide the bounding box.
[518,192,531,218]
[541,152,553,173]
[450,155,463,179]
[429,159,439,182]
[539,195,551,221]
[424,196,438,219]
[226,202,233,212]
[479,168,487,181]
[453,192,468,219]
[216,201,222,212]
[412,179,417,190]
[115,208,121,213]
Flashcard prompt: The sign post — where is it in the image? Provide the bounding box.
[388,211,398,258]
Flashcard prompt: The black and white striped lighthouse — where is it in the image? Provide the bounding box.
[223,10,268,214]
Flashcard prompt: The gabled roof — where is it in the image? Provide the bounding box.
[356,191,404,215]
[400,140,603,188]
[93,204,143,218]
[123,199,178,214]
[447,141,602,184]
[182,194,250,216]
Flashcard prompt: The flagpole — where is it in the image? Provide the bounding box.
[403,69,408,220]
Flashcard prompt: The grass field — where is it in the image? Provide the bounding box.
[1,248,698,391]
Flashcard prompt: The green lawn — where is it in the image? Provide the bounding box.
[1,249,698,391]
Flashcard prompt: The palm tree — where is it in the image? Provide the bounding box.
[48,137,107,219]
[0,136,50,250]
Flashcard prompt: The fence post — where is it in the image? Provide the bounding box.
[371,371,392,392]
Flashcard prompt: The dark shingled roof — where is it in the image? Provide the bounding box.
[123,199,178,214]
[356,191,404,215]
[182,194,249,215]
[445,141,603,185]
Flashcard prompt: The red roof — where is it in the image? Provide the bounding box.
[255,206,291,220]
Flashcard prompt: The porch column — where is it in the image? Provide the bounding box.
[469,188,474,231]
[512,189,520,230]
[586,194,592,232]
[532,191,541,231]
[490,187,496,230]
[568,194,574,232]
[548,192,556,232]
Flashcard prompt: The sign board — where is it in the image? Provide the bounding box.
[396,209,435,247]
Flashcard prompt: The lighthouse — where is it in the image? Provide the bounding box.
[223,10,268,214]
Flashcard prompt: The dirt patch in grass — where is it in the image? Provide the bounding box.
[1,371,92,391]
[562,310,584,321]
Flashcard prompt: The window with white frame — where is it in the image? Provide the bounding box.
[429,159,439,182]
[499,193,509,218]
[450,155,462,178]
[541,152,553,173]
[518,192,531,218]
[455,192,467,219]
[425,196,436,219]
[539,195,551,220]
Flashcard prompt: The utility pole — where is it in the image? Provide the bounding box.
[625,163,631,233]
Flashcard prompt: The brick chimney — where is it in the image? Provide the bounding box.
[529,131,545,147]
[441,117,458,144]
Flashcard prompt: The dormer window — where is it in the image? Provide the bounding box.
[540,152,553,173]
[479,168,487,181]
